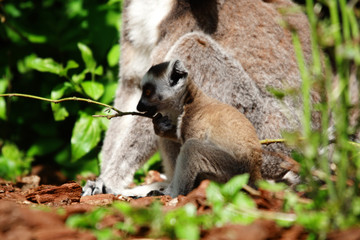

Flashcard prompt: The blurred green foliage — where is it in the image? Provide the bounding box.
[0,0,122,180]
[292,0,360,234]
[66,174,263,240]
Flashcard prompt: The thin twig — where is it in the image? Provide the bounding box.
[243,184,261,196]
[0,93,152,119]
[260,138,286,145]
[92,111,152,119]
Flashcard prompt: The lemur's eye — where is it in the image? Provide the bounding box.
[143,83,155,97]
[145,89,152,97]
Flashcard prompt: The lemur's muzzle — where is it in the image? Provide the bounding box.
[137,100,158,117]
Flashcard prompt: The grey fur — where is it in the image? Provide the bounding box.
[82,0,317,196]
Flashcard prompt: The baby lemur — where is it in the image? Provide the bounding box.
[137,59,262,197]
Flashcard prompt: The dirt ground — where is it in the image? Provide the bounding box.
[1,170,360,240]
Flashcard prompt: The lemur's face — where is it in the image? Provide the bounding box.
[137,60,188,116]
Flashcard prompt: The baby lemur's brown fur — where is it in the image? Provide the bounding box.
[137,60,262,197]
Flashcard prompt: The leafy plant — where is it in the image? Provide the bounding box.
[0,142,33,181]
[66,207,114,240]
[0,0,122,179]
[290,0,360,236]
[66,174,257,240]
[22,42,110,163]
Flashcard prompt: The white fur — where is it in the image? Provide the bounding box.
[176,111,185,141]
[121,182,169,197]
[127,0,173,50]
[282,171,301,185]
[126,0,174,79]
[125,48,155,80]
[110,90,142,162]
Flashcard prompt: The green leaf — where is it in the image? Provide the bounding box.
[296,211,329,232]
[113,201,133,216]
[283,191,300,212]
[4,4,21,17]
[175,223,199,240]
[81,81,104,100]
[107,44,120,67]
[94,66,103,75]
[50,83,71,121]
[114,221,136,234]
[54,147,71,166]
[258,180,287,192]
[27,34,47,43]
[78,158,100,177]
[100,81,117,104]
[62,60,79,77]
[72,70,87,84]
[27,139,63,157]
[71,113,102,161]
[65,60,79,70]
[0,77,8,120]
[232,192,256,209]
[2,144,22,164]
[206,182,224,206]
[51,83,71,100]
[173,204,199,240]
[27,56,63,75]
[78,42,96,71]
[0,97,7,120]
[51,104,69,121]
[108,0,122,5]
[0,78,8,93]
[221,174,249,199]
[66,208,109,228]
[0,143,33,181]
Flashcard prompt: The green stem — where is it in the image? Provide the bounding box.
[320,57,338,206]
[306,0,322,75]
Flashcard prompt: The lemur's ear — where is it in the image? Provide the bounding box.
[169,60,188,87]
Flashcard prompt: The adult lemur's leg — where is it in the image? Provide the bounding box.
[82,86,158,196]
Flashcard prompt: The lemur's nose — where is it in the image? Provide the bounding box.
[136,100,158,117]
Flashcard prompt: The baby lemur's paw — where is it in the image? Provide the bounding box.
[152,113,174,136]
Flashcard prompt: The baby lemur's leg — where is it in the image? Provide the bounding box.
[158,139,181,181]
[165,139,253,198]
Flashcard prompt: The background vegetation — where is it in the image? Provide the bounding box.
[0,0,122,180]
[0,0,360,239]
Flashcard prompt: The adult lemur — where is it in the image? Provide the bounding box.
[83,0,319,196]
[137,59,263,197]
